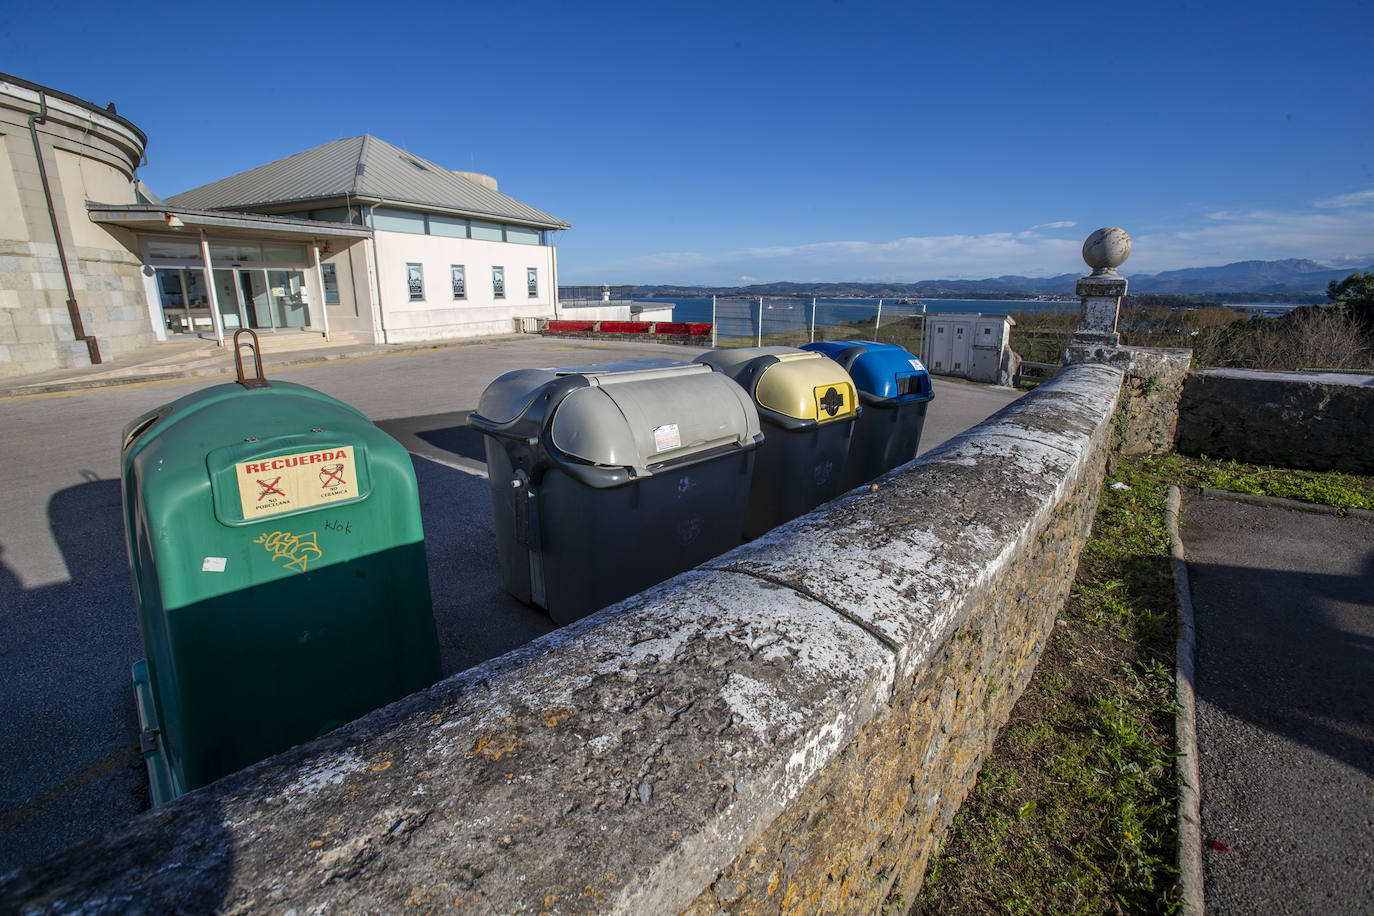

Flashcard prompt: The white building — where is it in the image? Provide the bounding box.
[921,312,1019,386]
[154,135,569,344]
[1,73,570,377]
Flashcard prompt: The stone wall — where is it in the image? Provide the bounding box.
[0,364,1128,914]
[1176,368,1374,474]
[0,76,155,378]
[1065,343,1193,460]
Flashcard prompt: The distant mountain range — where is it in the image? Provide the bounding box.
[634,259,1372,301]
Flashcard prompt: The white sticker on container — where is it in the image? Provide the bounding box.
[653,423,682,452]
[202,557,228,573]
[909,358,927,372]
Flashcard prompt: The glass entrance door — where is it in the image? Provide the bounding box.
[239,270,272,330]
[212,270,242,331]
[154,268,211,334]
[268,270,309,328]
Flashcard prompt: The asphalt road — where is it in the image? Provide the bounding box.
[1181,494,1374,914]
[0,337,1023,875]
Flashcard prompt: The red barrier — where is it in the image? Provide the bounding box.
[543,320,713,339]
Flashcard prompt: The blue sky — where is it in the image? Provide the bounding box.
[7,0,1372,285]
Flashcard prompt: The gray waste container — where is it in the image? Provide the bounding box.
[694,347,859,539]
[468,359,763,624]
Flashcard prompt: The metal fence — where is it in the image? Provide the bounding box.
[556,285,634,307]
[710,297,927,352]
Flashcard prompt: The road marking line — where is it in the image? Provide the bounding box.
[0,743,141,838]
[0,390,79,403]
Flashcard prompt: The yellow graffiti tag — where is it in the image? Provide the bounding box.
[254,530,323,572]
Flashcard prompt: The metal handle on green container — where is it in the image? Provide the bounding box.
[233,329,271,390]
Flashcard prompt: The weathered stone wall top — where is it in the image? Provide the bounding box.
[1191,367,1374,388]
[0,364,1127,915]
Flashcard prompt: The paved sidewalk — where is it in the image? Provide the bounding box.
[0,331,496,397]
[1180,491,1374,914]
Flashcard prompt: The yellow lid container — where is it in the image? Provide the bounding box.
[695,347,858,426]
[752,350,858,424]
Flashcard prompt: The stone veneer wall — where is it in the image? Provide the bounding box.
[0,363,1129,914]
[0,77,155,378]
[1176,368,1374,474]
[1065,343,1193,460]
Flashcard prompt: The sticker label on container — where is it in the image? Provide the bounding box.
[653,423,682,453]
[234,446,358,520]
[909,358,926,372]
[201,557,227,572]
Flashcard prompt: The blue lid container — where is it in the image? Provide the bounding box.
[802,341,932,404]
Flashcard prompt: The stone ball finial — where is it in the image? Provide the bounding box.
[1082,227,1131,275]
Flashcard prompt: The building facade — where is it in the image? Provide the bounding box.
[0,74,157,376]
[0,75,570,378]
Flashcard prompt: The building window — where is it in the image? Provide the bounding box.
[407,263,424,301]
[431,215,469,239]
[321,263,339,303]
[373,208,427,234]
[527,267,538,298]
[451,265,466,299]
[471,220,504,242]
[492,266,505,298]
[507,226,540,246]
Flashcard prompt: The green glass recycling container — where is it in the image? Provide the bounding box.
[121,380,440,804]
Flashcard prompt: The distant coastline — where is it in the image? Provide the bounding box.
[627,256,1363,302]
[654,297,1082,326]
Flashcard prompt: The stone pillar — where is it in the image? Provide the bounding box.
[1063,227,1193,458]
[1073,227,1131,346]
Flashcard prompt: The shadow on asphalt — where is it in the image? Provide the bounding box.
[1191,555,1374,778]
[0,476,149,874]
[375,411,488,474]
[0,432,558,879]
[409,453,557,675]
[415,422,489,464]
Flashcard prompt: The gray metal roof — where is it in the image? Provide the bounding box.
[88,204,374,239]
[166,135,569,230]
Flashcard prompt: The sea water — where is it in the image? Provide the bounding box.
[652,296,1078,329]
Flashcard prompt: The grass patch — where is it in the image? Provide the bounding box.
[916,454,1374,914]
[1179,456,1374,511]
[917,454,1182,915]
[917,455,1368,911]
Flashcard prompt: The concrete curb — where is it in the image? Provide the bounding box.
[1193,486,1374,521]
[1167,485,1204,916]
[0,335,533,398]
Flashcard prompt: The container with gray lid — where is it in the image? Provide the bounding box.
[469,359,762,623]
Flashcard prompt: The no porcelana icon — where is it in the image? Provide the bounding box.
[257,477,286,501]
